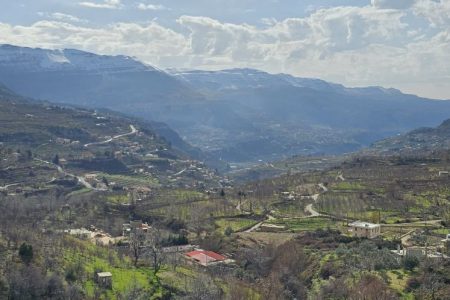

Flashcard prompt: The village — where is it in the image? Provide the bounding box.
[1,93,450,299]
[64,219,236,290]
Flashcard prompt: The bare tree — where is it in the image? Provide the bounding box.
[146,229,166,277]
[129,230,147,267]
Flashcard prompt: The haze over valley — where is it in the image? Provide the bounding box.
[2,44,450,165]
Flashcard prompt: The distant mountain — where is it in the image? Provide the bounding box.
[0,44,209,128]
[368,119,450,154]
[0,44,216,162]
[170,68,345,92]
[2,44,450,164]
[172,68,450,161]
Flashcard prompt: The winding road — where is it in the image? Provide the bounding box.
[0,183,21,191]
[245,213,276,233]
[305,203,321,217]
[84,125,137,147]
[303,183,328,217]
[34,158,102,191]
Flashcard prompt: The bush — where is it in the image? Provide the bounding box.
[406,277,421,291]
[403,255,419,271]
[18,243,33,265]
[224,226,233,236]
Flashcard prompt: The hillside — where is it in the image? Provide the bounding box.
[0,44,209,157]
[2,45,450,164]
[1,83,450,300]
[368,118,450,155]
[0,85,219,190]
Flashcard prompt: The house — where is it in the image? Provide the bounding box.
[439,171,449,177]
[81,152,95,159]
[348,221,381,239]
[65,228,92,239]
[185,250,227,266]
[56,138,71,145]
[392,246,449,260]
[95,272,112,289]
[84,173,98,180]
[162,244,196,253]
[122,220,151,237]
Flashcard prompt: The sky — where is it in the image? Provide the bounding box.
[0,0,449,99]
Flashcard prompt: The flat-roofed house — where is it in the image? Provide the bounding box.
[95,272,112,289]
[348,221,381,239]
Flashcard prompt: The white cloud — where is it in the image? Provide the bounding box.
[79,0,122,9]
[38,12,88,24]
[371,0,416,10]
[0,20,187,65]
[413,0,450,27]
[0,3,449,99]
[137,3,167,11]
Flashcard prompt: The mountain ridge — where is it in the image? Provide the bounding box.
[368,118,450,155]
[2,44,450,163]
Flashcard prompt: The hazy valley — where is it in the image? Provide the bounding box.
[2,45,450,164]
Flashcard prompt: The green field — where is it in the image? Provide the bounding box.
[99,173,160,188]
[268,217,338,232]
[215,217,259,233]
[62,237,160,299]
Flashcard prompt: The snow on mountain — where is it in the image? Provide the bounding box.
[170,68,401,96]
[0,44,154,73]
[171,68,348,93]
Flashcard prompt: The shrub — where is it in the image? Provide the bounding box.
[224,226,233,236]
[406,277,421,291]
[403,255,419,271]
[18,243,33,265]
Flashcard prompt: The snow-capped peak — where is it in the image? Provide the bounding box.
[0,44,155,73]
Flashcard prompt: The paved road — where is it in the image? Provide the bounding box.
[245,221,264,233]
[34,158,101,191]
[318,183,328,192]
[173,168,187,176]
[305,203,321,217]
[0,183,21,191]
[244,213,276,233]
[303,183,327,217]
[84,125,137,147]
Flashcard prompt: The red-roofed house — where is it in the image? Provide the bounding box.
[185,250,226,266]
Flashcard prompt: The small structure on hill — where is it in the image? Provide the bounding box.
[442,234,450,255]
[185,250,228,267]
[348,221,381,239]
[65,228,92,239]
[162,244,196,253]
[56,138,71,145]
[392,246,449,260]
[122,220,151,237]
[95,272,112,289]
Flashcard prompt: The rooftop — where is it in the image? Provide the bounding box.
[185,250,226,265]
[97,272,112,277]
[348,221,380,229]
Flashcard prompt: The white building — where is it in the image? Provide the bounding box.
[348,221,381,239]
